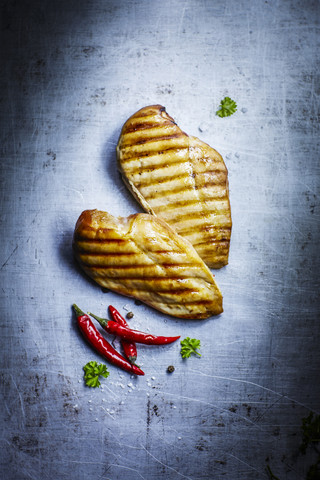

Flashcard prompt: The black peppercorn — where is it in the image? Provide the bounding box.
[126,312,134,319]
[167,365,175,373]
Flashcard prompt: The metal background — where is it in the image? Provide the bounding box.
[1,1,319,479]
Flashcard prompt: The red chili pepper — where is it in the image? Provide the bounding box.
[89,308,180,345]
[108,306,137,364]
[72,304,144,376]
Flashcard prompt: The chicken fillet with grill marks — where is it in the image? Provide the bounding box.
[116,105,232,269]
[73,209,223,319]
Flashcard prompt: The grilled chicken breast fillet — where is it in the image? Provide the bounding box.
[116,105,232,268]
[73,209,223,319]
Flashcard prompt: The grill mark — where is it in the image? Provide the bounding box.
[160,202,230,223]
[144,184,196,200]
[91,275,202,281]
[195,168,227,177]
[128,168,226,189]
[76,249,180,256]
[155,197,228,216]
[185,226,231,241]
[172,211,231,226]
[143,181,229,201]
[159,288,196,295]
[123,121,173,134]
[199,178,226,187]
[125,157,188,176]
[99,285,203,298]
[178,224,231,237]
[151,250,181,254]
[136,172,191,188]
[170,211,213,224]
[120,146,188,162]
[180,300,216,306]
[76,227,115,234]
[196,242,229,251]
[194,239,230,248]
[120,287,198,295]
[179,224,231,237]
[82,263,152,269]
[119,137,188,158]
[155,199,205,212]
[75,236,126,244]
[80,262,202,270]
[197,247,229,258]
[75,250,138,257]
[84,269,217,299]
[121,133,184,147]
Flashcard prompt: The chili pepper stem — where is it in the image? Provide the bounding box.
[73,304,85,317]
[88,312,108,328]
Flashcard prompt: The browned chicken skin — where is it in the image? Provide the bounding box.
[116,105,232,268]
[73,209,223,319]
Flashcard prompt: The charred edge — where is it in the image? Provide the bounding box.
[130,106,164,118]
[160,106,177,125]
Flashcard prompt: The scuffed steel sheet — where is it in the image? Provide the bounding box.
[1,0,319,479]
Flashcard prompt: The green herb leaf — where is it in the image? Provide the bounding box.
[216,96,237,117]
[300,412,320,454]
[180,337,201,358]
[307,461,320,480]
[265,465,281,480]
[83,361,109,388]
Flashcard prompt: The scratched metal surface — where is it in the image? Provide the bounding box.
[1,0,319,479]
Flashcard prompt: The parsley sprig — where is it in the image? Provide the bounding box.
[180,337,201,358]
[83,361,109,388]
[265,413,320,480]
[300,412,320,454]
[300,413,320,479]
[216,96,237,117]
